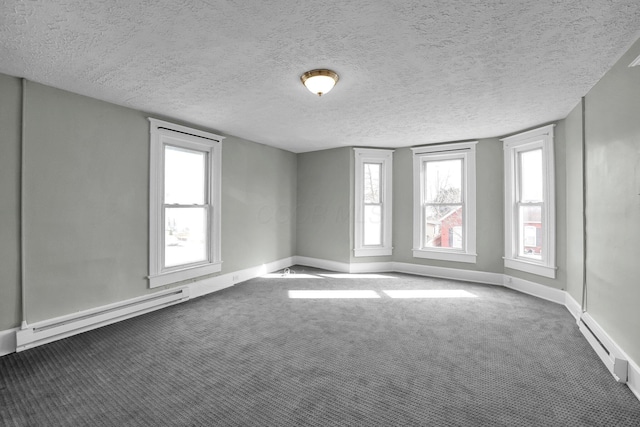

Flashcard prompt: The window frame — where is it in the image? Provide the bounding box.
[412,141,477,263]
[502,124,556,278]
[353,148,394,257]
[148,118,223,288]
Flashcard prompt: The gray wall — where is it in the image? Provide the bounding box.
[22,81,149,324]
[3,77,297,327]
[0,75,22,330]
[584,37,640,363]
[296,147,351,263]
[221,135,297,273]
[565,100,585,303]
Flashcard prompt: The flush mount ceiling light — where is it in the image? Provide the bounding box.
[301,69,339,96]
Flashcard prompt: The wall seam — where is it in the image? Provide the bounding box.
[581,96,588,313]
[20,78,27,328]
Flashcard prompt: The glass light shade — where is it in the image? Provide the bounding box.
[301,69,339,96]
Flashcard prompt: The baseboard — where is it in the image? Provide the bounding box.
[0,327,19,357]
[349,261,395,273]
[292,258,503,285]
[293,256,352,273]
[393,262,504,286]
[564,293,582,321]
[503,275,566,305]
[189,257,295,298]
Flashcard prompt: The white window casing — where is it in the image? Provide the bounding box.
[502,124,556,278]
[148,118,223,288]
[354,148,394,257]
[412,142,477,263]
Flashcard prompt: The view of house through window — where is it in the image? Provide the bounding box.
[502,124,555,278]
[164,145,209,268]
[517,148,543,260]
[412,142,476,263]
[423,158,463,249]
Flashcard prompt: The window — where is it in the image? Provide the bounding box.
[148,118,223,288]
[412,142,477,263]
[503,124,556,278]
[354,148,393,257]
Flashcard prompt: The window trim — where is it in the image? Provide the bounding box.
[412,142,477,263]
[148,118,224,288]
[353,148,394,257]
[502,124,556,278]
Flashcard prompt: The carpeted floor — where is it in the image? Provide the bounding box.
[1,266,639,426]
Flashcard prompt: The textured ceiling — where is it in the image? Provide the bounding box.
[1,1,640,153]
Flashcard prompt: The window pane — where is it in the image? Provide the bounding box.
[518,205,542,260]
[519,149,542,202]
[424,205,463,248]
[425,159,462,203]
[363,163,381,203]
[165,146,206,205]
[363,205,382,246]
[165,207,207,267]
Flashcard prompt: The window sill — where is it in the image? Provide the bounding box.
[149,262,222,288]
[354,247,393,257]
[504,258,556,279]
[412,249,477,264]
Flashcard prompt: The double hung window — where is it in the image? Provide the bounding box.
[412,142,477,263]
[503,125,556,278]
[354,149,393,257]
[148,119,223,288]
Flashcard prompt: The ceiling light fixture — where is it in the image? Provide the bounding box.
[301,69,339,96]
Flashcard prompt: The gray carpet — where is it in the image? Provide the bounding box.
[1,266,639,426]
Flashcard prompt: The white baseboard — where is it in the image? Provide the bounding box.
[293,257,503,285]
[0,327,19,357]
[564,293,582,321]
[189,256,295,298]
[293,256,351,273]
[503,275,566,305]
[394,262,504,286]
[349,261,395,274]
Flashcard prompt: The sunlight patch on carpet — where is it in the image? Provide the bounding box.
[262,273,322,279]
[288,290,381,299]
[319,274,396,279]
[383,290,478,298]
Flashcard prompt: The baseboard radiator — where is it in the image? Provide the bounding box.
[578,314,628,383]
[16,287,190,352]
